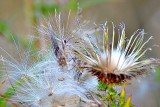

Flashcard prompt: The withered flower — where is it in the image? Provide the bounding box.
[74,23,159,83]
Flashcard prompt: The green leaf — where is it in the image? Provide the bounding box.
[123,96,132,107]
[98,81,108,91]
[119,88,126,107]
[120,88,126,98]
[0,78,27,105]
[0,98,6,107]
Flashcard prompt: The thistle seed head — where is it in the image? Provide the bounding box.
[73,22,159,83]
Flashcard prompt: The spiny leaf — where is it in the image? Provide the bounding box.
[120,88,126,98]
[119,88,126,107]
[123,96,132,107]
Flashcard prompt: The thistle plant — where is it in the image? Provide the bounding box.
[73,22,159,84]
[0,9,159,107]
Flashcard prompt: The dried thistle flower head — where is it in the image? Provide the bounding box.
[74,22,159,84]
[38,10,95,67]
[0,10,99,106]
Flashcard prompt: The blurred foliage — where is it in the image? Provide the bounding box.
[32,0,109,23]
[0,0,110,47]
[79,0,109,8]
[155,67,160,81]
[0,20,30,49]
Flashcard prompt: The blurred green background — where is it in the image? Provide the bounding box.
[0,0,160,107]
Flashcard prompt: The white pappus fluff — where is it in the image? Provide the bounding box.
[0,50,98,107]
[0,11,99,107]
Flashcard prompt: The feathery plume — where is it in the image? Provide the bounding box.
[38,10,95,67]
[0,10,99,106]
